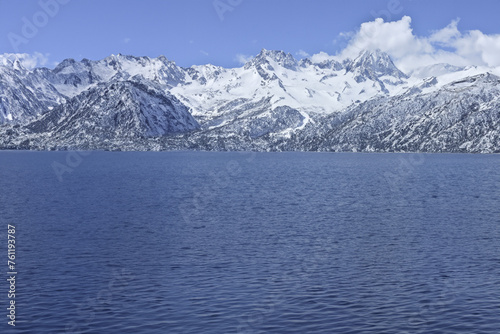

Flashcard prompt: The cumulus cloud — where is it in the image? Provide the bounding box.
[340,16,432,60]
[453,30,500,67]
[0,52,50,70]
[325,16,500,74]
[428,19,461,45]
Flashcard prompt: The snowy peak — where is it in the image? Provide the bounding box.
[442,72,500,93]
[185,64,225,85]
[453,72,500,84]
[0,65,63,124]
[411,63,466,79]
[53,58,79,73]
[313,59,344,71]
[25,79,199,140]
[79,80,199,136]
[0,56,28,74]
[403,76,438,96]
[12,59,26,73]
[245,49,298,70]
[49,54,188,96]
[50,57,103,95]
[0,57,13,67]
[346,49,408,83]
[95,54,187,86]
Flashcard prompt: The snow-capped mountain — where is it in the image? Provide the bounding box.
[297,73,500,153]
[0,49,498,152]
[346,49,408,84]
[0,60,65,124]
[2,79,199,150]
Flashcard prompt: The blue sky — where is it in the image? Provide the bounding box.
[0,0,499,68]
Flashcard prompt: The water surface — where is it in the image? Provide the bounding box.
[0,151,499,333]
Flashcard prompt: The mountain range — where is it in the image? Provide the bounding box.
[0,49,498,152]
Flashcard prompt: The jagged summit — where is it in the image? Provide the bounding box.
[346,49,408,82]
[53,58,82,73]
[245,49,298,70]
[314,59,344,71]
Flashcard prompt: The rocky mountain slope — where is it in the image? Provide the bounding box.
[0,49,498,152]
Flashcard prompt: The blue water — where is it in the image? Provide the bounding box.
[0,151,499,333]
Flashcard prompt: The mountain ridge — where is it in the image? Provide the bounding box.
[0,49,499,153]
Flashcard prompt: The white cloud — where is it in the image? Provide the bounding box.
[309,51,336,64]
[296,49,310,58]
[321,16,500,74]
[337,31,356,41]
[0,52,50,70]
[200,50,209,56]
[428,19,461,45]
[339,16,433,62]
[235,53,252,65]
[123,38,131,44]
[453,30,500,67]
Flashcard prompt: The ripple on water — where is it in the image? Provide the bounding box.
[0,152,499,333]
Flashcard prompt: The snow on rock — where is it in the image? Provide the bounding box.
[0,49,498,152]
[12,80,199,149]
